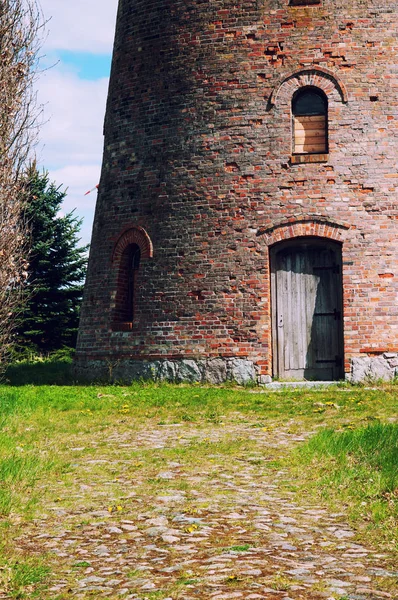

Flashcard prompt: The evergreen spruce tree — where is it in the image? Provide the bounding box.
[16,167,88,354]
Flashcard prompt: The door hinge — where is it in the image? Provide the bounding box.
[314,308,341,320]
[313,264,340,274]
[316,355,342,367]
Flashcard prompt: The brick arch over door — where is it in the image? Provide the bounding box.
[270,66,348,107]
[259,217,350,247]
[112,226,153,264]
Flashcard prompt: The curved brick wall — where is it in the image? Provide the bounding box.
[76,0,398,383]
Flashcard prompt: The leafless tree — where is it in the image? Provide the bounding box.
[0,0,43,369]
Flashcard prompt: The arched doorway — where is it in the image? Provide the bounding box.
[270,238,344,381]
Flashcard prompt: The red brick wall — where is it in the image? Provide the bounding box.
[76,0,398,380]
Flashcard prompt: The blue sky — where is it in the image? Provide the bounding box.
[54,51,113,81]
[36,0,119,245]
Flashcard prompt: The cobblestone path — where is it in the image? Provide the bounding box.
[15,421,397,599]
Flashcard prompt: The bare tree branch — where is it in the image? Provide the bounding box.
[0,0,44,369]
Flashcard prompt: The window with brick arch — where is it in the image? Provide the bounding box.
[292,87,328,155]
[290,0,320,6]
[114,243,141,324]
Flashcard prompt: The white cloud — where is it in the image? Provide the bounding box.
[51,164,101,188]
[40,0,118,54]
[37,69,108,168]
[35,68,108,244]
[33,1,119,245]
[47,165,101,247]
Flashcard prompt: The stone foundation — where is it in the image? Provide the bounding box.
[74,354,398,386]
[348,354,398,384]
[74,357,260,386]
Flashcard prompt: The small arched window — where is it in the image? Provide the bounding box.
[290,0,320,5]
[114,243,141,325]
[292,87,328,155]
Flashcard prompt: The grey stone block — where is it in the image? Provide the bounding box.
[350,356,394,383]
[113,360,153,382]
[204,359,227,384]
[368,356,394,381]
[228,359,256,385]
[175,360,203,383]
[155,360,177,382]
[350,357,371,384]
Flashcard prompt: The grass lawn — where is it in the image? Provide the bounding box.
[0,369,397,598]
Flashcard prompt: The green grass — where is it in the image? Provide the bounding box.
[0,454,56,516]
[287,421,398,551]
[0,377,397,597]
[0,558,50,599]
[225,544,252,552]
[5,357,74,386]
[299,422,398,499]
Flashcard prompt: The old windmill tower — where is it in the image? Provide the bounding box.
[76,0,398,383]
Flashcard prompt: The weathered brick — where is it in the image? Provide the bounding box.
[76,0,398,383]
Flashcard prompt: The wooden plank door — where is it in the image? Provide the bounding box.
[271,240,343,381]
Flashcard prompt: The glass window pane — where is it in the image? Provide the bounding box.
[293,90,326,116]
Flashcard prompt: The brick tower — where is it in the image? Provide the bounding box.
[76,0,398,383]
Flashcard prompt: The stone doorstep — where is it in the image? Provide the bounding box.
[261,381,339,389]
